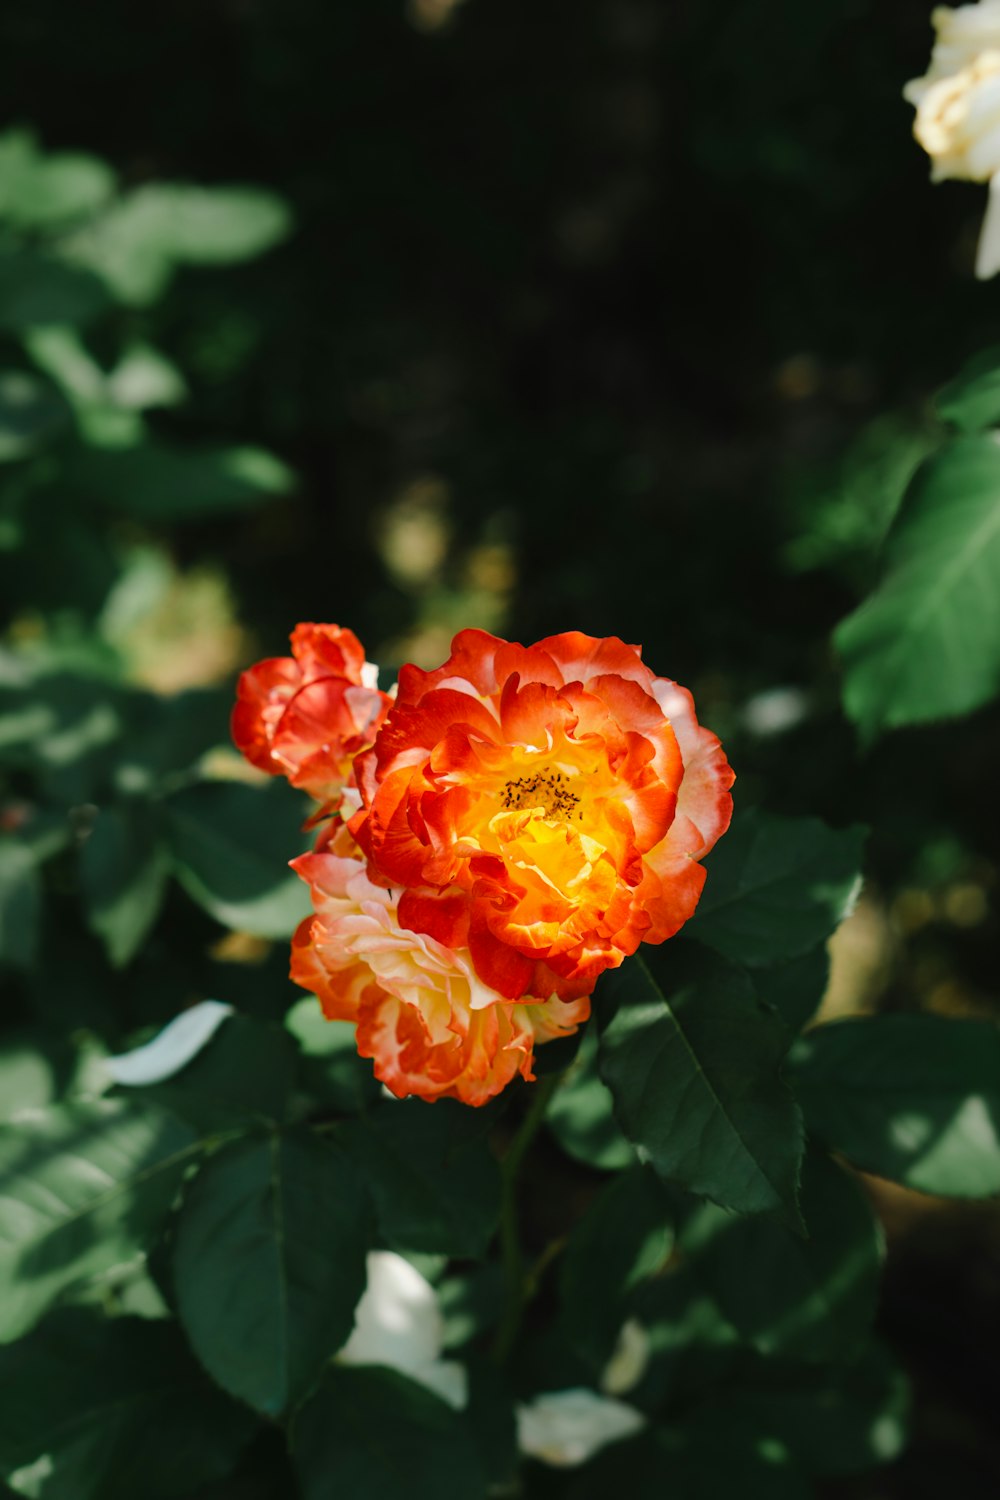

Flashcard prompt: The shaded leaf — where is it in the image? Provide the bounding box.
[173,1129,370,1416]
[790,1013,1000,1196]
[291,1365,486,1500]
[597,948,804,1227]
[0,839,41,972]
[79,801,169,967]
[835,436,1000,739]
[166,779,311,939]
[67,442,294,521]
[0,251,108,329]
[0,1310,253,1500]
[0,372,69,462]
[0,1099,197,1341]
[689,808,865,967]
[546,1025,635,1171]
[284,999,379,1115]
[336,1099,502,1258]
[682,1150,883,1363]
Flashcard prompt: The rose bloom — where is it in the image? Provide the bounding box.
[291,821,588,1105]
[905,5,1000,277]
[231,623,391,806]
[349,629,733,1002]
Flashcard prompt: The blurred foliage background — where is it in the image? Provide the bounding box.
[1,0,999,1494]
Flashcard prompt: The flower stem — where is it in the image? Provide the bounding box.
[493,1071,561,1364]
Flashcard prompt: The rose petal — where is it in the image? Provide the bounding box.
[104,1001,234,1086]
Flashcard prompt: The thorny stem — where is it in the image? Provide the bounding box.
[493,1071,562,1364]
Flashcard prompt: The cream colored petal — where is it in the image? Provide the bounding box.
[104,1001,234,1085]
[338,1251,443,1373]
[516,1389,645,1467]
[601,1318,651,1396]
[976,171,1000,276]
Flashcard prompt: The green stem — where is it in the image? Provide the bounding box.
[493,1071,561,1364]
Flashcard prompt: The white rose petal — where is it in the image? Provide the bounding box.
[104,1001,234,1086]
[338,1251,468,1410]
[361,660,381,690]
[516,1388,646,1467]
[601,1318,651,1397]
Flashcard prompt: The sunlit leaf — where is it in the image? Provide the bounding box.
[66,441,294,520]
[790,1014,1000,1196]
[546,1026,635,1171]
[835,436,1000,739]
[936,346,1000,432]
[173,1129,370,1416]
[0,1100,198,1341]
[0,129,116,229]
[0,1310,254,1500]
[598,949,804,1227]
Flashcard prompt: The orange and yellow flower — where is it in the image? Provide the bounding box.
[348,630,734,1001]
[231,623,391,808]
[232,624,733,1105]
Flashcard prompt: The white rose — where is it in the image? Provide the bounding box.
[516,1389,645,1467]
[904,5,1000,277]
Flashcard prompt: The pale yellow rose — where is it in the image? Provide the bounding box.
[905,5,1000,277]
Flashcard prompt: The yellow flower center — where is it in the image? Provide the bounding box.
[500,768,582,821]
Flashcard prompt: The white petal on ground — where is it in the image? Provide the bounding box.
[977,170,1000,277]
[104,1001,234,1086]
[516,1388,646,1467]
[338,1251,468,1410]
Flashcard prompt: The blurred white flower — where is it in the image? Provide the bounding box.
[104,1000,233,1085]
[904,4,1000,277]
[516,1388,645,1467]
[338,1251,467,1410]
[600,1318,651,1397]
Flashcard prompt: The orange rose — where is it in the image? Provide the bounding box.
[231,622,391,807]
[290,822,589,1105]
[349,629,734,1000]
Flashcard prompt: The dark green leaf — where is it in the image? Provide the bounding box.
[0,1099,198,1341]
[284,999,380,1115]
[337,1099,502,1258]
[79,801,169,968]
[790,1014,1000,1196]
[576,1424,811,1500]
[0,1310,253,1500]
[682,1150,883,1363]
[0,371,69,461]
[173,1129,370,1416]
[689,808,865,966]
[546,1025,635,1171]
[559,1166,674,1371]
[0,839,41,972]
[835,436,1000,739]
[67,442,293,520]
[291,1365,486,1500]
[754,947,830,1036]
[131,1014,298,1132]
[166,779,311,939]
[935,346,1000,432]
[0,251,108,329]
[598,949,804,1226]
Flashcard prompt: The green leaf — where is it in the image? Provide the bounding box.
[559,1166,674,1371]
[0,1100,198,1342]
[173,1129,370,1416]
[0,372,69,461]
[284,999,380,1115]
[0,129,116,229]
[166,779,312,939]
[597,948,804,1226]
[790,1013,1000,1196]
[59,184,292,306]
[546,1025,635,1171]
[79,801,169,968]
[835,436,1000,739]
[336,1099,502,1258]
[0,839,41,972]
[682,1150,883,1363]
[935,345,1000,432]
[0,251,108,329]
[291,1366,486,1500]
[689,808,865,967]
[126,1014,298,1132]
[576,1424,811,1500]
[66,442,294,520]
[715,1340,910,1478]
[0,1310,253,1500]
[754,947,830,1036]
